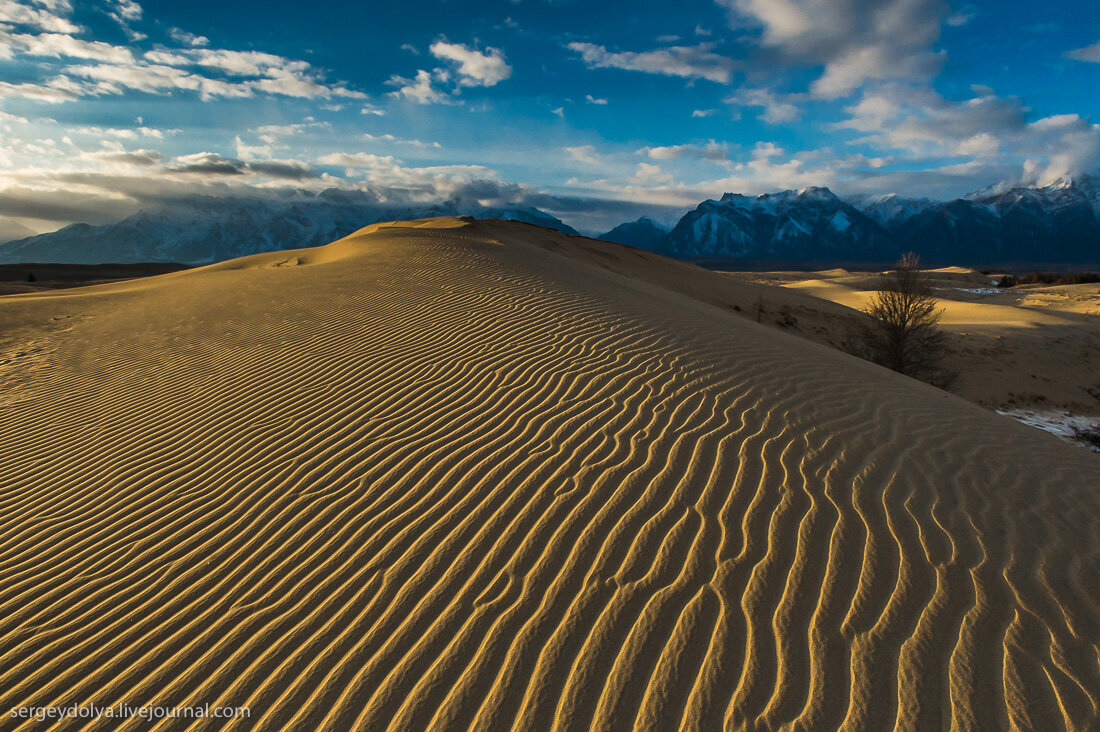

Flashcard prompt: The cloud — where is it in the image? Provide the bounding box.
[946,8,975,27]
[835,86,1100,183]
[168,151,318,179]
[585,94,608,105]
[0,187,131,224]
[0,0,79,33]
[0,21,363,104]
[362,132,440,148]
[718,0,948,97]
[835,87,1028,156]
[1066,41,1100,64]
[246,159,316,180]
[81,148,163,166]
[633,163,674,184]
[0,78,78,102]
[318,152,399,170]
[109,0,141,22]
[107,0,143,40]
[725,87,803,123]
[567,42,734,83]
[638,141,729,162]
[388,41,511,104]
[429,41,511,87]
[172,151,247,175]
[168,27,208,47]
[691,108,718,118]
[387,69,453,104]
[6,31,134,63]
[565,145,605,165]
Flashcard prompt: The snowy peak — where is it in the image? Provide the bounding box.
[665,186,889,259]
[0,190,579,265]
[848,194,939,230]
[608,174,1100,264]
[718,186,841,213]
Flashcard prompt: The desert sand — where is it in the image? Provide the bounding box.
[724,267,1100,417]
[0,218,1097,730]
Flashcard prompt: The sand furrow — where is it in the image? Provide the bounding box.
[0,219,1095,731]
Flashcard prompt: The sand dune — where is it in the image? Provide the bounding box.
[728,268,1100,416]
[0,218,1097,730]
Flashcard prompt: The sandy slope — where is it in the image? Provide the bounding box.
[0,218,1098,730]
[729,268,1100,415]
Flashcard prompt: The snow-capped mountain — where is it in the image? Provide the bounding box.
[0,189,579,265]
[660,187,891,259]
[846,193,938,231]
[598,217,670,251]
[904,174,1100,262]
[600,176,1100,265]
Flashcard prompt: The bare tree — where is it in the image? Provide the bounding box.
[858,253,954,386]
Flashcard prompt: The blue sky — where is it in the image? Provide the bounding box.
[0,0,1099,236]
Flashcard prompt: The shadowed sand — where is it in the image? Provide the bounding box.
[0,217,1097,730]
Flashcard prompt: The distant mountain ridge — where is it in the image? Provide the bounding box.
[601,174,1100,265]
[4,176,1100,266]
[0,190,579,265]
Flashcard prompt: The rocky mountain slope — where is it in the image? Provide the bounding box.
[601,175,1100,265]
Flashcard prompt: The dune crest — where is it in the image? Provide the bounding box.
[0,218,1097,730]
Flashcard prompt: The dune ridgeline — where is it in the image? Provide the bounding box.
[0,217,1097,730]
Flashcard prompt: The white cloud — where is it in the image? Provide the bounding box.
[633,162,674,184]
[429,41,511,87]
[387,69,452,104]
[168,27,208,47]
[106,0,144,41]
[362,132,440,148]
[109,0,141,22]
[233,136,272,160]
[0,78,77,102]
[719,0,947,97]
[565,145,605,165]
[691,108,718,118]
[9,31,134,63]
[568,42,734,84]
[1066,41,1100,64]
[639,141,729,162]
[0,0,79,33]
[585,94,608,105]
[386,42,509,104]
[725,87,802,123]
[835,86,1100,183]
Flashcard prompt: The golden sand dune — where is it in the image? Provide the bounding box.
[0,218,1097,730]
[732,268,1100,414]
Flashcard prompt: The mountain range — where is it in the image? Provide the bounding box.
[600,175,1100,265]
[2,176,1099,266]
[0,189,578,265]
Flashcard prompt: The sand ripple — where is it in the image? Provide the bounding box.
[0,219,1097,730]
